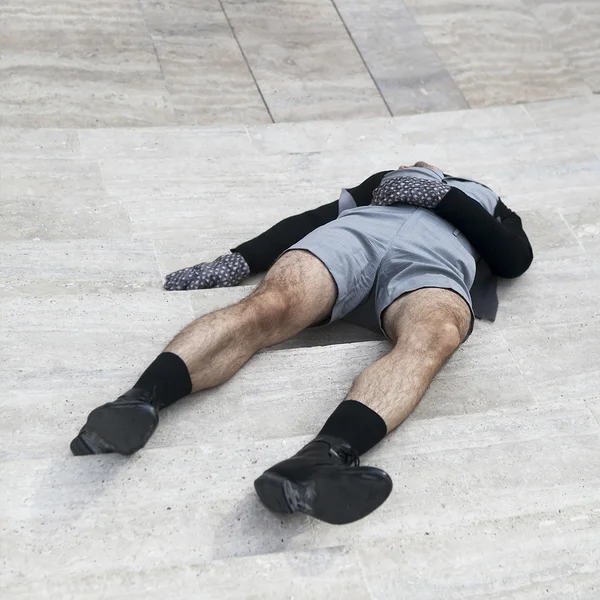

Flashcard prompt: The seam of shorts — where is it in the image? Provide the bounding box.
[331,256,382,321]
[333,209,423,320]
[383,208,426,261]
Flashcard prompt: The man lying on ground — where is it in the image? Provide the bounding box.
[71,162,533,525]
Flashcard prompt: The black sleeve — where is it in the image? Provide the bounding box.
[434,188,534,278]
[230,200,339,273]
[230,170,392,274]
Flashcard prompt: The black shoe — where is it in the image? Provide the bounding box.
[70,388,159,456]
[254,435,393,525]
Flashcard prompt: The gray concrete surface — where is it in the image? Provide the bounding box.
[1,94,600,598]
[2,0,600,595]
[1,0,598,127]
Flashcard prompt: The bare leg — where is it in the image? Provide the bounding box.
[165,250,337,392]
[253,288,472,524]
[71,250,337,456]
[346,288,472,432]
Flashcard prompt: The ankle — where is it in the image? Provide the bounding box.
[133,352,192,409]
[318,400,387,456]
[117,387,156,405]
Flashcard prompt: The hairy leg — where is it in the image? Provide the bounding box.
[346,288,472,432]
[165,250,337,392]
[252,288,471,523]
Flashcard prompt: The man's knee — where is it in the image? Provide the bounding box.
[428,294,472,348]
[383,288,471,349]
[246,250,337,326]
[398,319,463,358]
[242,285,291,331]
[430,321,464,353]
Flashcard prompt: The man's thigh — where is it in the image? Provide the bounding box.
[284,206,419,324]
[381,287,473,345]
[248,249,338,328]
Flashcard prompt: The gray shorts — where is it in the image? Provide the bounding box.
[284,204,477,343]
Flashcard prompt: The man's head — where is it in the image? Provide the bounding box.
[398,161,440,171]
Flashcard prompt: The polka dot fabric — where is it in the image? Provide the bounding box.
[164,252,251,291]
[371,176,450,209]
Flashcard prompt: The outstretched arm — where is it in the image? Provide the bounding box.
[163,201,339,291]
[230,170,391,273]
[164,171,391,290]
[229,200,339,274]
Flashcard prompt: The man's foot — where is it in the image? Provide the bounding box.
[70,388,159,456]
[254,435,393,525]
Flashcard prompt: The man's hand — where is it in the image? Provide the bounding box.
[164,252,250,291]
[372,175,450,209]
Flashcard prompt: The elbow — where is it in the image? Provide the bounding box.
[496,245,534,279]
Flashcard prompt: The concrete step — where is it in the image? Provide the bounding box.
[2,95,598,162]
[5,503,600,599]
[5,545,372,600]
[2,98,600,254]
[3,429,600,596]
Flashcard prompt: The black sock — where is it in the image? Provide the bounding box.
[318,400,387,456]
[133,352,192,409]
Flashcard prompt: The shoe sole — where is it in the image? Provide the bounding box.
[254,467,393,525]
[85,402,158,456]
